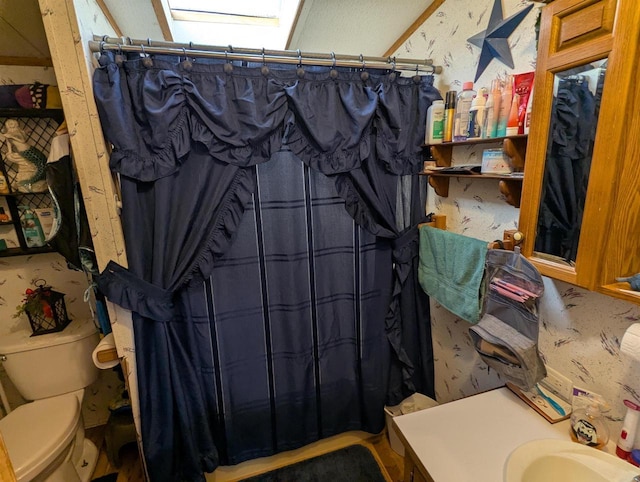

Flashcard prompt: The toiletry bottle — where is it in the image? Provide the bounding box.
[443,91,456,142]
[497,76,513,137]
[0,207,9,222]
[570,396,610,449]
[453,82,476,141]
[426,100,445,144]
[524,85,534,135]
[467,88,486,139]
[483,79,501,138]
[616,400,640,459]
[505,93,520,137]
[0,171,9,194]
[20,206,46,248]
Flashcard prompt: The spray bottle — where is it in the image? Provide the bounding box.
[616,400,640,459]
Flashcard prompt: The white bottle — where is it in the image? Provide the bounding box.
[467,88,486,139]
[453,82,476,141]
[426,100,445,144]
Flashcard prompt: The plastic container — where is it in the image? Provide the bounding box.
[425,100,445,144]
[570,393,610,449]
[616,399,640,459]
[453,82,476,141]
[467,88,486,139]
[524,85,534,135]
[20,206,46,248]
[506,93,521,137]
[443,91,457,142]
[483,79,502,139]
[384,393,439,455]
[497,76,513,137]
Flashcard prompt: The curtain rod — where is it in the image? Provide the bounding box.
[90,36,442,74]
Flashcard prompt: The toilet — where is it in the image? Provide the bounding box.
[0,317,100,482]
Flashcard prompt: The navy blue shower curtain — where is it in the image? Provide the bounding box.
[93,52,438,481]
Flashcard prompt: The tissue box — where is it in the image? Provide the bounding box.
[481,148,512,174]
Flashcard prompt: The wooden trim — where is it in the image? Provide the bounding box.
[383,0,446,57]
[0,432,16,482]
[95,0,123,37]
[285,0,305,50]
[0,56,53,67]
[151,0,174,41]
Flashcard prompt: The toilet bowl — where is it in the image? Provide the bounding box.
[0,318,100,482]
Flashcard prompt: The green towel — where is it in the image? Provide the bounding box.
[418,226,488,323]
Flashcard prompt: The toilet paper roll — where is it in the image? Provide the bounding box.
[621,323,640,362]
[92,333,119,369]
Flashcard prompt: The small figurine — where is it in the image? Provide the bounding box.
[0,119,48,193]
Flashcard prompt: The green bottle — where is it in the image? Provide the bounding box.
[20,206,46,248]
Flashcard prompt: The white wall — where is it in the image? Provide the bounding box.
[392,0,640,436]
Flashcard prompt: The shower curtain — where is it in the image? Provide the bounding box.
[92,51,439,482]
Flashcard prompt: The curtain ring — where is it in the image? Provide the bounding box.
[359,54,365,70]
[296,49,305,78]
[331,51,336,69]
[261,47,269,75]
[99,41,105,54]
[126,36,132,45]
[189,41,194,50]
[147,38,152,46]
[224,50,234,73]
[228,44,233,52]
[101,34,108,42]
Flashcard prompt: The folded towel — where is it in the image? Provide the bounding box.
[418,226,488,323]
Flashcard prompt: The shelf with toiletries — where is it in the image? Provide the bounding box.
[517,0,640,305]
[0,109,63,257]
[420,134,527,207]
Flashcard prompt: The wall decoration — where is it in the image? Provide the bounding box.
[467,0,534,81]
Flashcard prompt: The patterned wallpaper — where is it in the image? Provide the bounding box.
[394,0,640,435]
[0,65,121,427]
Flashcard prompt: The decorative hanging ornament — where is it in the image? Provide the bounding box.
[467,0,534,82]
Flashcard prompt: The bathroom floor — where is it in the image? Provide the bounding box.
[86,426,404,482]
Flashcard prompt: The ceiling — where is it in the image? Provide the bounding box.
[0,0,441,68]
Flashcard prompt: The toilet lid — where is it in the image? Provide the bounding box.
[0,394,79,481]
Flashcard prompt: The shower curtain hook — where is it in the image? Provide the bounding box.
[359,54,365,70]
[331,51,336,69]
[147,38,152,46]
[262,47,266,65]
[297,49,302,68]
[102,34,108,42]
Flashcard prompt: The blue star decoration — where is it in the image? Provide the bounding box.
[468,0,534,82]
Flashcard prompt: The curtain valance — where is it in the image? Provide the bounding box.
[94,52,436,182]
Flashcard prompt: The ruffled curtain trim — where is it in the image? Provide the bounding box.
[96,261,175,321]
[179,166,256,287]
[385,226,422,405]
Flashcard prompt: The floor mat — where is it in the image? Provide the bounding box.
[239,444,387,482]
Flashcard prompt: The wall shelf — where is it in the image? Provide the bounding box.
[0,109,63,257]
[421,135,528,207]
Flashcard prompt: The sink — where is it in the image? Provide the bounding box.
[504,439,640,482]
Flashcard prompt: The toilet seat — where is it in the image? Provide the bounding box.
[0,393,80,481]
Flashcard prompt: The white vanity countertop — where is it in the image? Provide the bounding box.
[393,387,583,482]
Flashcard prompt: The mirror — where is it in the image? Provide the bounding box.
[533,59,608,266]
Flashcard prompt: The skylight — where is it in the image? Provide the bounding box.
[168,0,300,49]
[169,0,283,20]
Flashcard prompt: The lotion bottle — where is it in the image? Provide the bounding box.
[497,76,513,137]
[453,82,476,141]
[426,100,445,144]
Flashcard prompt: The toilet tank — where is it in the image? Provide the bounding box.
[0,318,100,400]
